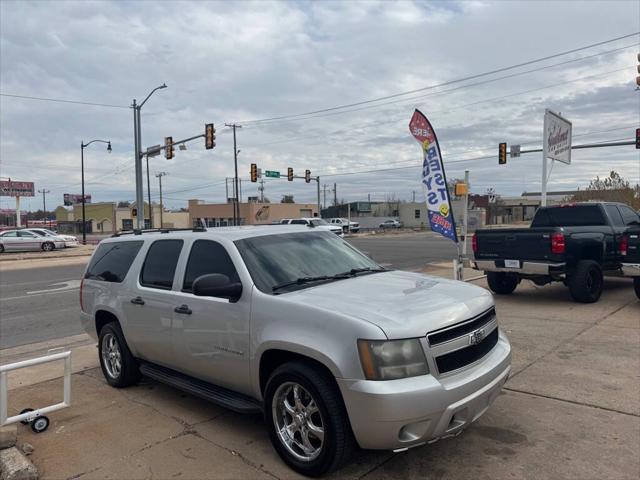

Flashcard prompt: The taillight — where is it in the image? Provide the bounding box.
[79,278,84,312]
[472,233,478,253]
[551,232,565,254]
[620,235,628,256]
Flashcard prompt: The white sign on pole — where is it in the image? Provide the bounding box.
[543,109,572,164]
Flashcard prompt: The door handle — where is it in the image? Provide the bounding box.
[174,304,192,315]
[130,296,145,306]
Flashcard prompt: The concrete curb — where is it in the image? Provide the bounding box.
[0,446,38,480]
[0,251,93,262]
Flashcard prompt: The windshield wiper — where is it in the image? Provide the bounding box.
[336,267,388,277]
[272,268,387,293]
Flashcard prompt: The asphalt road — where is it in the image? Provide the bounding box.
[0,232,464,349]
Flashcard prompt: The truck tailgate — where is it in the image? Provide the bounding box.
[475,228,561,262]
[626,229,640,263]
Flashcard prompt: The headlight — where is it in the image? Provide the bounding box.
[357,338,428,380]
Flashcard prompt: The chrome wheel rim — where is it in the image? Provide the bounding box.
[101,333,122,379]
[272,382,325,462]
[43,243,53,251]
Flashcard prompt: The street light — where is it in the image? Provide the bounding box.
[133,83,167,230]
[80,139,111,245]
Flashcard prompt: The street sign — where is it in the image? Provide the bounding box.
[265,170,280,178]
[0,180,34,197]
[544,110,572,164]
[146,145,161,157]
[510,144,521,158]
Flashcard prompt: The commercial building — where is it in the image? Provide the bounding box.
[188,199,318,227]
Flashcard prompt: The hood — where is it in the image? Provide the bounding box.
[282,270,493,339]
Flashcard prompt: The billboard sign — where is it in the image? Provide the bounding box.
[63,194,92,206]
[409,109,458,244]
[544,110,572,164]
[0,180,35,197]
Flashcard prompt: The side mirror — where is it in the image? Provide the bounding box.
[192,273,243,302]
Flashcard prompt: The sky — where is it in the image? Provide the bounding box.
[1,0,639,211]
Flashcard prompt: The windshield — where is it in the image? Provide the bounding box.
[235,231,383,294]
[310,219,328,226]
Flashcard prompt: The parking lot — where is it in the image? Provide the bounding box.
[3,261,638,480]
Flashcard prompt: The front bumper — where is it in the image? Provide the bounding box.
[64,240,80,247]
[337,329,511,450]
[473,259,565,276]
[621,263,640,277]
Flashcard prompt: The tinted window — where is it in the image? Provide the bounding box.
[140,240,183,289]
[531,206,606,227]
[618,205,640,225]
[604,205,624,226]
[85,241,143,283]
[290,219,307,225]
[183,240,240,292]
[2,232,17,237]
[18,231,37,238]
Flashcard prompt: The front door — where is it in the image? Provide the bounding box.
[171,239,251,395]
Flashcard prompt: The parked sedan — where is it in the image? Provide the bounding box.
[0,229,65,253]
[379,219,402,229]
[26,228,79,247]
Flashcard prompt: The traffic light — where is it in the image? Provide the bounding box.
[287,167,294,181]
[498,142,507,165]
[205,123,216,149]
[636,127,640,149]
[165,136,174,160]
[251,163,258,182]
[305,169,311,183]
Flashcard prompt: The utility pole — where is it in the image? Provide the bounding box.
[38,189,50,226]
[146,155,153,228]
[225,123,242,225]
[132,84,167,230]
[155,172,168,228]
[462,170,470,257]
[323,184,327,209]
[412,190,416,202]
[316,176,321,218]
[333,183,337,207]
[258,178,265,202]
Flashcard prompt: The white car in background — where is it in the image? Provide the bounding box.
[26,228,80,247]
[281,218,344,236]
[328,218,360,233]
[0,229,65,253]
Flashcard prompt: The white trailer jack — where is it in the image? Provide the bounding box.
[0,350,71,433]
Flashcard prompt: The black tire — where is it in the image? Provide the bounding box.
[42,241,54,252]
[31,416,49,433]
[568,260,603,303]
[0,244,4,253]
[633,277,640,300]
[487,272,518,295]
[98,322,140,388]
[264,361,355,477]
[19,408,33,425]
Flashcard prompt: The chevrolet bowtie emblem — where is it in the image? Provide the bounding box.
[469,328,486,346]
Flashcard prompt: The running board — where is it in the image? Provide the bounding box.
[139,362,262,414]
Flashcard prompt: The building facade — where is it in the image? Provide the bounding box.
[188,200,318,227]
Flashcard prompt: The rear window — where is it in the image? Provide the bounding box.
[531,205,606,227]
[85,241,143,283]
[140,239,183,290]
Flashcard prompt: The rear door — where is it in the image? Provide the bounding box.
[0,231,21,251]
[17,231,42,251]
[123,239,184,367]
[171,239,251,394]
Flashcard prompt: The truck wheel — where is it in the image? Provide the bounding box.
[264,361,355,477]
[487,272,518,295]
[98,322,140,388]
[634,278,640,300]
[568,260,603,303]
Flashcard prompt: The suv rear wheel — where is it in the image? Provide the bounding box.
[98,322,140,387]
[487,272,518,295]
[568,260,603,303]
[264,361,354,477]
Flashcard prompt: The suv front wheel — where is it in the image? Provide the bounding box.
[264,361,354,477]
[98,322,140,388]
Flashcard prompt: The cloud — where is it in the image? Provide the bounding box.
[1,0,638,211]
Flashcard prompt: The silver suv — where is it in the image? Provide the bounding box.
[80,226,511,476]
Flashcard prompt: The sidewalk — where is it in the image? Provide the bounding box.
[0,245,94,264]
[2,269,639,479]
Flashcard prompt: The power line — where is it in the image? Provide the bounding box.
[237,32,640,125]
[0,93,130,109]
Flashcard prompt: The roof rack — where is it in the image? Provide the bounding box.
[111,226,206,237]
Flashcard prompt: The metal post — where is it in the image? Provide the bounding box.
[316,176,321,217]
[541,113,548,207]
[133,99,144,230]
[462,170,469,257]
[15,196,21,228]
[156,173,166,228]
[333,183,337,207]
[81,143,86,244]
[146,155,153,229]
[232,125,240,225]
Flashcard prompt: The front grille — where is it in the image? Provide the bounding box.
[427,308,495,346]
[435,328,499,374]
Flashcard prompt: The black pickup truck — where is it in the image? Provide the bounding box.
[621,226,640,299]
[472,202,640,303]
